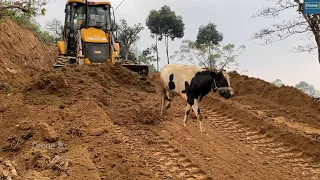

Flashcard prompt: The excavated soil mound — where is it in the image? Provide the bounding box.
[0,17,56,89]
[228,71,320,128]
[0,63,160,179]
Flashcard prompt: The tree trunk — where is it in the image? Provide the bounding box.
[165,35,170,64]
[124,45,129,60]
[155,35,159,71]
[125,49,129,60]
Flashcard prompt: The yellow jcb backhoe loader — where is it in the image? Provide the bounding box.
[54,0,149,78]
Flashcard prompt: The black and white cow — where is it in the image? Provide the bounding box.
[160,64,234,132]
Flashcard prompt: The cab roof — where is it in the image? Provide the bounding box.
[66,0,111,5]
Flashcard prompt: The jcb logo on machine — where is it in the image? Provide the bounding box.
[88,37,107,41]
[94,50,102,54]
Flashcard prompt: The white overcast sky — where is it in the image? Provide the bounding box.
[37,0,320,90]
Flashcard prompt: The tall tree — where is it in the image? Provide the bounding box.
[196,22,223,45]
[195,22,224,68]
[252,0,320,64]
[146,5,185,64]
[146,10,160,70]
[45,18,63,41]
[117,19,144,60]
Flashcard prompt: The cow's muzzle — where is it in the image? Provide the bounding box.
[216,87,234,99]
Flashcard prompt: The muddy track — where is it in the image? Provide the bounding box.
[202,106,320,180]
[113,124,212,180]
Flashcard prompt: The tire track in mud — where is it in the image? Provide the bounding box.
[113,124,212,180]
[202,107,320,180]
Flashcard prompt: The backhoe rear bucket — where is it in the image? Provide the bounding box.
[121,64,149,79]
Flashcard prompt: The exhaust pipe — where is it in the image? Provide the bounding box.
[85,0,88,29]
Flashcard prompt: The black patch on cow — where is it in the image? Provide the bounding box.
[197,108,200,114]
[181,90,186,93]
[186,71,214,103]
[212,71,229,88]
[168,74,175,90]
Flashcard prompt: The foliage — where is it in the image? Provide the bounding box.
[271,79,285,87]
[116,19,144,60]
[45,18,63,41]
[136,47,158,72]
[119,44,137,61]
[7,11,55,44]
[146,5,185,64]
[196,22,223,46]
[172,40,245,70]
[0,0,51,17]
[295,81,320,97]
[252,0,320,64]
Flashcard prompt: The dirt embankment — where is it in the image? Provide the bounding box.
[0,17,56,89]
[229,72,320,128]
[0,63,159,179]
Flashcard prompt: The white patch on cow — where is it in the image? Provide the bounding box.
[221,70,231,87]
[160,64,205,99]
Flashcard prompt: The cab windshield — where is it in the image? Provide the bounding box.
[71,4,112,32]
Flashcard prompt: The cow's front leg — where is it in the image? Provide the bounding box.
[192,98,204,132]
[183,103,192,127]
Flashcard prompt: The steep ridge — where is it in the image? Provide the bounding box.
[0,17,56,88]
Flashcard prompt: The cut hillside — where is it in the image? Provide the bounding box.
[0,17,56,89]
[228,71,320,129]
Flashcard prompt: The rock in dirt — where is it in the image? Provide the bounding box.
[17,120,35,130]
[0,159,18,180]
[89,128,108,136]
[23,171,50,180]
[38,123,58,142]
[0,103,8,113]
[47,155,69,172]
[25,149,51,170]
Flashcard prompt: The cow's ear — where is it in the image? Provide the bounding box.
[184,81,190,91]
[210,71,217,78]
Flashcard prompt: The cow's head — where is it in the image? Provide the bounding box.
[210,69,234,99]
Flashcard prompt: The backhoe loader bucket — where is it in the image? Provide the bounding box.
[121,64,149,78]
[116,60,149,80]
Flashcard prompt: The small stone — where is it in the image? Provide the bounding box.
[89,128,107,136]
[38,123,58,142]
[113,139,121,144]
[0,104,8,113]
[18,121,34,130]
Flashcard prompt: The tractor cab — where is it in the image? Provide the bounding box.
[62,0,114,57]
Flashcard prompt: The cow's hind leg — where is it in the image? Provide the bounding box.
[161,89,172,115]
[164,92,172,111]
[191,98,204,132]
[160,87,166,115]
[183,103,192,127]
